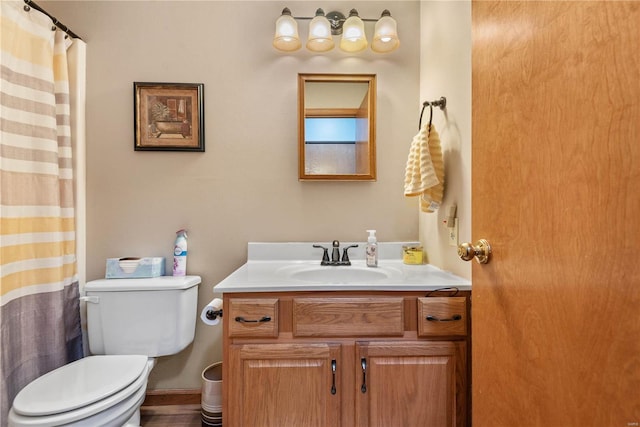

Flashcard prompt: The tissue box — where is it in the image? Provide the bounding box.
[105,257,165,279]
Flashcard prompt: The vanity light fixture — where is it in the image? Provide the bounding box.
[273,7,400,54]
[272,7,302,52]
[307,9,334,52]
[371,10,400,53]
[339,9,367,53]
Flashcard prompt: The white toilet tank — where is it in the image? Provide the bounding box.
[83,275,201,357]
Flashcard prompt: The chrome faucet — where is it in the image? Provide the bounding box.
[313,240,358,266]
[331,240,341,263]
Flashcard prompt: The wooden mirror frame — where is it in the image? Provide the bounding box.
[298,74,377,181]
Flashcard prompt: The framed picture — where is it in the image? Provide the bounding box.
[134,82,204,151]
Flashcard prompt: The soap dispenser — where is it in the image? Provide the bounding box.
[366,230,378,267]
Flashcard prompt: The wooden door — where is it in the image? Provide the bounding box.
[472,2,640,426]
[228,343,341,427]
[355,341,466,427]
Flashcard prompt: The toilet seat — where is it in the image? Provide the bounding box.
[9,355,150,427]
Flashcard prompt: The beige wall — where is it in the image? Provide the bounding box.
[43,1,422,390]
[419,1,472,280]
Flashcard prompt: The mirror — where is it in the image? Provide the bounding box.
[298,74,376,181]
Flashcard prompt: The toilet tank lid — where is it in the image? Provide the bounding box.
[85,275,201,292]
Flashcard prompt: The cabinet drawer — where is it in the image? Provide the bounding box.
[417,297,467,337]
[229,298,278,338]
[293,297,404,337]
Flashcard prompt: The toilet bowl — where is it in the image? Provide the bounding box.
[8,356,154,427]
[9,275,201,427]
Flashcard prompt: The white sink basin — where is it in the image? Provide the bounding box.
[277,265,397,283]
[213,243,471,293]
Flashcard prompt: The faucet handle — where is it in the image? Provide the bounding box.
[341,244,359,264]
[313,244,330,264]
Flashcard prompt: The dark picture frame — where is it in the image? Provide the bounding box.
[134,82,204,151]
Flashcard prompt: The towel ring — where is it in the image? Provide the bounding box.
[428,103,434,129]
[418,104,427,130]
[419,97,447,130]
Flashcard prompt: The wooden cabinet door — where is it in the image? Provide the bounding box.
[228,342,342,427]
[355,341,466,427]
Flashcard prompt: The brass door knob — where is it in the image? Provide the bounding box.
[458,239,492,264]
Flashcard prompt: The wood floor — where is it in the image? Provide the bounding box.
[140,404,203,427]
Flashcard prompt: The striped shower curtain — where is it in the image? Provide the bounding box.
[0,2,85,424]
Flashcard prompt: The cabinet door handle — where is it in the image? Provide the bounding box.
[426,314,462,322]
[360,358,367,393]
[331,359,337,395]
[234,316,271,323]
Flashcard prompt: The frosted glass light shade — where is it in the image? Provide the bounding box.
[371,11,399,53]
[307,9,334,52]
[273,9,301,52]
[339,10,367,53]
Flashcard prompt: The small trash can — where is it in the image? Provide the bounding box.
[201,362,222,427]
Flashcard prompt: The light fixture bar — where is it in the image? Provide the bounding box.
[288,11,382,31]
[325,11,345,35]
[273,7,400,53]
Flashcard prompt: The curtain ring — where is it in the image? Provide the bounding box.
[24,4,31,11]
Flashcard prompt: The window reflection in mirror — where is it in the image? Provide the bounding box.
[298,74,376,181]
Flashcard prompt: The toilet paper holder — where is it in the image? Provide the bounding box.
[206,308,223,321]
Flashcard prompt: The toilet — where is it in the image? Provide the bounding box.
[8,275,201,427]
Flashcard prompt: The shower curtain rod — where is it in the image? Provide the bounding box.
[23,0,82,40]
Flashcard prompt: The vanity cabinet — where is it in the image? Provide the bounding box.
[222,292,470,427]
[355,341,465,427]
[228,342,341,427]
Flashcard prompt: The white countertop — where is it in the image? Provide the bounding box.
[213,242,471,293]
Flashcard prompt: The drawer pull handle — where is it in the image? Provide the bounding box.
[331,359,337,395]
[360,358,367,393]
[234,316,271,323]
[426,314,462,322]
